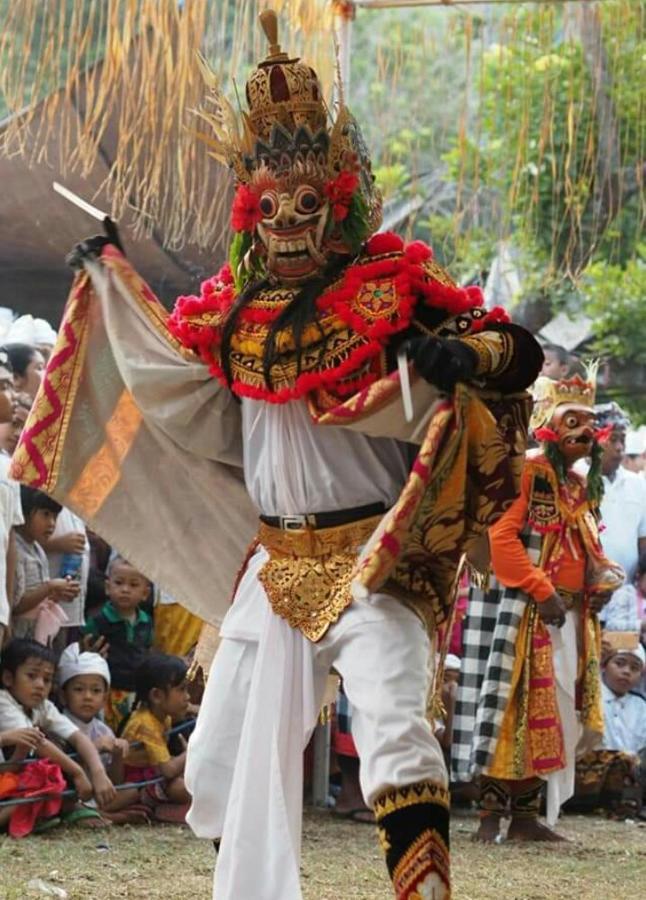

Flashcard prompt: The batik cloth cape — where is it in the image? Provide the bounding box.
[12,232,536,633]
[453,456,612,783]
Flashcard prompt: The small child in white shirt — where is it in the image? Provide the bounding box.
[0,638,116,832]
[12,487,79,644]
[58,643,143,823]
[602,642,646,756]
[572,638,646,818]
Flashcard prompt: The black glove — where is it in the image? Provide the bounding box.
[406,336,478,393]
[66,217,124,270]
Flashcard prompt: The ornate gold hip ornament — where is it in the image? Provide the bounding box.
[257,515,383,641]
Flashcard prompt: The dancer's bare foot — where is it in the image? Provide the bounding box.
[472,814,502,842]
[507,817,568,842]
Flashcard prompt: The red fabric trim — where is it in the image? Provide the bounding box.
[168,236,491,403]
[18,311,82,487]
[526,518,562,534]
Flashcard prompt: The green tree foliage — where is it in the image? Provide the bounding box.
[350,3,643,414]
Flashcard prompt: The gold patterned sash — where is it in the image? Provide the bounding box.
[257,515,383,641]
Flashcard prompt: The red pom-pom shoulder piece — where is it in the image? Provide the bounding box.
[404,240,433,264]
[366,232,405,256]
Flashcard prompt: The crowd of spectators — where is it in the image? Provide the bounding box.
[0,317,202,834]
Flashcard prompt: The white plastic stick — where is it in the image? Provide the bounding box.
[53,181,107,221]
[397,350,414,423]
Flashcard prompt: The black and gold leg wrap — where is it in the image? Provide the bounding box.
[478,776,510,817]
[510,780,543,820]
[373,780,450,899]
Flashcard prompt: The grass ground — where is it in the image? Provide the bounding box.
[0,808,644,899]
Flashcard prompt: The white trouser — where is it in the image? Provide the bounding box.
[185,551,446,900]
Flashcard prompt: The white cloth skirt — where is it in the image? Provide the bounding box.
[185,548,447,900]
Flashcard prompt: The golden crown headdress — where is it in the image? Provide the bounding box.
[192,9,382,237]
[530,366,598,434]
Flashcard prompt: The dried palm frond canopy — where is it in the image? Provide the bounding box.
[0,0,334,250]
[0,0,642,273]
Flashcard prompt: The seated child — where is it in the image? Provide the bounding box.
[572,639,646,818]
[81,556,153,732]
[434,653,461,759]
[121,654,191,822]
[12,487,79,644]
[0,638,116,830]
[58,642,146,822]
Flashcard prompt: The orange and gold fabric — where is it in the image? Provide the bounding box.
[489,466,586,602]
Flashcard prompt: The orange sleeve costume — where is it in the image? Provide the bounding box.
[489,466,585,602]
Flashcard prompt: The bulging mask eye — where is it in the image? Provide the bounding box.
[259,191,278,219]
[564,414,579,429]
[294,186,321,215]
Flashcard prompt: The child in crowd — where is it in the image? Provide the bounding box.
[1,391,30,458]
[434,654,461,760]
[4,343,45,401]
[57,643,146,824]
[602,554,646,652]
[0,349,23,649]
[572,639,646,818]
[601,642,646,756]
[81,556,153,732]
[122,654,191,822]
[0,639,116,830]
[12,487,79,644]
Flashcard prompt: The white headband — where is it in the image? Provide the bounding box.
[610,643,646,667]
[57,642,111,688]
[6,314,57,347]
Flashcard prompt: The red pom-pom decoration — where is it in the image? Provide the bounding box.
[534,427,560,443]
[404,240,433,264]
[366,232,405,256]
[324,171,359,222]
[231,185,262,233]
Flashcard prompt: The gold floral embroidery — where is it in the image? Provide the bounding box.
[257,515,382,642]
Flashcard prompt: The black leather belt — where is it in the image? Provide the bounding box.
[259,501,387,531]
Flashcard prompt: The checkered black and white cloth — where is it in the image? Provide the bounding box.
[451,529,542,782]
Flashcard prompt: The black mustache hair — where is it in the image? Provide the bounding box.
[220,255,350,392]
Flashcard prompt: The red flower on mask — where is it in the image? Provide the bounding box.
[594,424,614,445]
[325,171,359,222]
[534,427,559,443]
[231,185,262,233]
